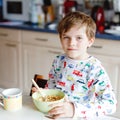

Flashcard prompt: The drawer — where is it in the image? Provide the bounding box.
[0,28,21,42]
[88,38,120,57]
[22,31,62,48]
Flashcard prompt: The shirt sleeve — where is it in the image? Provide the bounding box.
[73,64,117,118]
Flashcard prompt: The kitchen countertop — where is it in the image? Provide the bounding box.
[0,95,120,120]
[0,21,120,41]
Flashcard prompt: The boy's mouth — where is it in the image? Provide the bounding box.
[67,48,77,51]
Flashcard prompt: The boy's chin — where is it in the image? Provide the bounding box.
[67,54,80,60]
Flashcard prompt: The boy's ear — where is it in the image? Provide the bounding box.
[88,38,95,47]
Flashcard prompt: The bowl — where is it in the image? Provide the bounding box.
[32,89,65,113]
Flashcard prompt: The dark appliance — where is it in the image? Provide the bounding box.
[3,0,30,21]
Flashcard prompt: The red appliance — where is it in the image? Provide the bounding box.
[64,0,77,14]
[91,5,105,33]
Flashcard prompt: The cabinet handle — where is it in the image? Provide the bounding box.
[0,33,8,37]
[5,43,17,47]
[35,38,48,42]
[91,45,103,49]
[48,50,62,55]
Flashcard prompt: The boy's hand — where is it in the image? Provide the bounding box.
[48,99,74,119]
[32,87,43,94]
[31,87,38,94]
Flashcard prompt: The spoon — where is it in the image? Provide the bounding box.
[31,79,45,100]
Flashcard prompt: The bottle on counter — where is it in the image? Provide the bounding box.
[29,0,45,25]
[43,0,55,23]
[37,3,45,25]
[58,0,65,21]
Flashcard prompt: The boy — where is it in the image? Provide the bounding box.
[32,11,117,119]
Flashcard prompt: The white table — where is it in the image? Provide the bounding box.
[0,95,119,120]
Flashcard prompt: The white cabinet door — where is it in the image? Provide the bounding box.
[0,28,22,89]
[22,44,63,95]
[0,40,21,88]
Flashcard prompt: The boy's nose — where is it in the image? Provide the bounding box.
[69,38,76,46]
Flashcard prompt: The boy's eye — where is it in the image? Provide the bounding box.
[77,37,82,41]
[62,36,69,40]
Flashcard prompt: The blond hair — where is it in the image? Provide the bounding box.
[57,11,96,40]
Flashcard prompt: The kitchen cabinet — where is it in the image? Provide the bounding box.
[88,38,120,118]
[0,28,22,89]
[22,31,63,94]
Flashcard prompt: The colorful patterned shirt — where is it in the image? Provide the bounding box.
[47,54,117,119]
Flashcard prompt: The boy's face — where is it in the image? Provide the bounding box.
[60,25,94,60]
